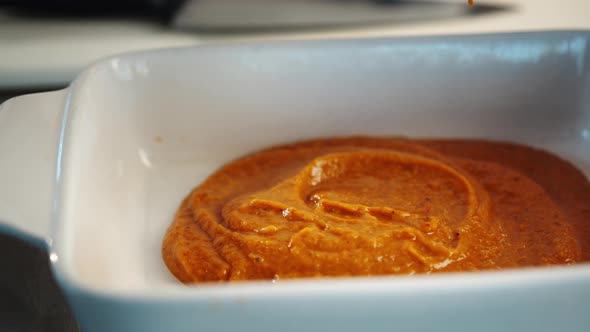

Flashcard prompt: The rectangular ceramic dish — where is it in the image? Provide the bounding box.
[1,31,590,332]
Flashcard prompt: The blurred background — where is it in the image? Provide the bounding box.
[0,0,589,331]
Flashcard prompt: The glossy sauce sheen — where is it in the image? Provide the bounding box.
[162,138,590,283]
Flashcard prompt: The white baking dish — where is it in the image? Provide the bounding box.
[1,31,590,332]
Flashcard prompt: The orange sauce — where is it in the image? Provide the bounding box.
[163,137,590,283]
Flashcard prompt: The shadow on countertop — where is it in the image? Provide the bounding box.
[0,233,79,332]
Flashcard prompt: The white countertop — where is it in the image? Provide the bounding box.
[1,0,589,89]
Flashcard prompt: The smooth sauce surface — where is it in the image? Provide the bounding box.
[162,138,590,283]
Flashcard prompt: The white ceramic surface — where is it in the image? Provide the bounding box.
[1,31,590,332]
[174,0,468,28]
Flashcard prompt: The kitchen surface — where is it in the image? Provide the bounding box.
[2,0,590,90]
[1,0,589,331]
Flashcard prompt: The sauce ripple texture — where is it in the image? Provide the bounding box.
[162,137,590,283]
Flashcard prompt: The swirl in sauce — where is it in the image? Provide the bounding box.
[163,137,588,283]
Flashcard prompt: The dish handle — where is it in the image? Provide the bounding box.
[0,90,67,249]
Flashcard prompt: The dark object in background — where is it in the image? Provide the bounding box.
[0,0,507,29]
[0,234,78,332]
[0,0,187,22]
